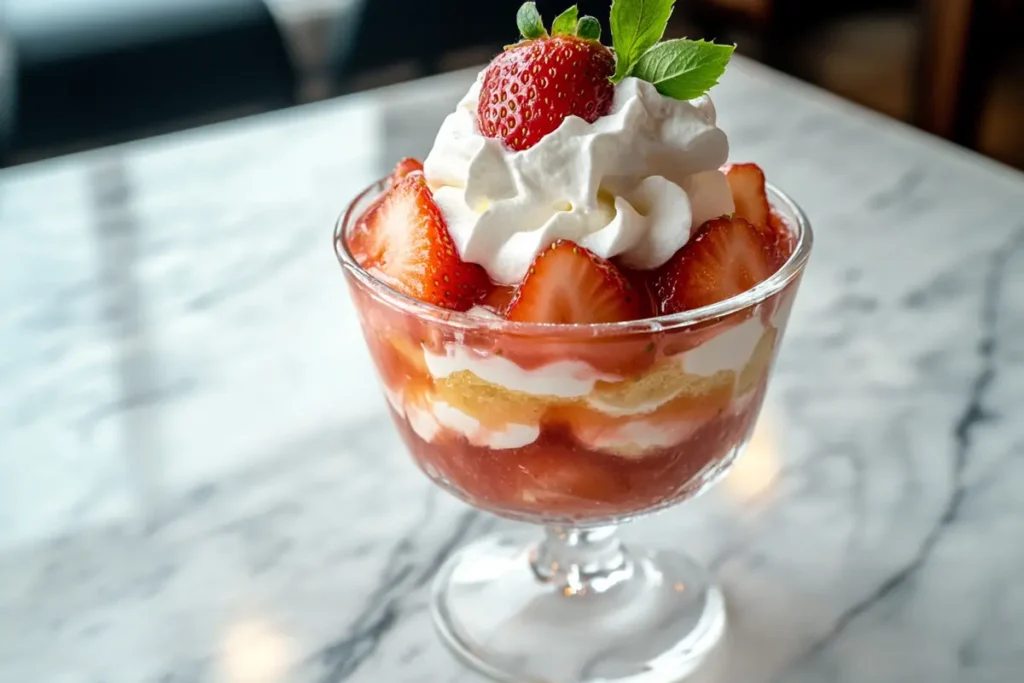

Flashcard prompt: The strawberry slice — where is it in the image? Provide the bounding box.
[724,162,793,268]
[652,216,776,314]
[724,163,771,229]
[391,158,424,184]
[767,209,796,267]
[480,284,516,315]
[505,240,646,324]
[348,174,490,311]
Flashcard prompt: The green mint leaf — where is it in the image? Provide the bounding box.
[551,5,580,35]
[576,16,602,41]
[610,0,675,82]
[632,39,734,99]
[517,2,547,40]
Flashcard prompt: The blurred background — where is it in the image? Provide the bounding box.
[0,0,1021,169]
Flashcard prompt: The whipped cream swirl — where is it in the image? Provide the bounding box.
[423,74,734,284]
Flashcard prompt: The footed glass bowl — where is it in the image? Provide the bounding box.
[334,178,812,682]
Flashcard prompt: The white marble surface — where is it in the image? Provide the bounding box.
[2,58,1024,683]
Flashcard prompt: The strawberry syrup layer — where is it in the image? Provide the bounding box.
[392,385,764,522]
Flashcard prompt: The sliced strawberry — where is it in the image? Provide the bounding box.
[348,174,490,311]
[621,264,659,316]
[767,209,795,268]
[505,240,646,324]
[480,284,516,315]
[724,163,771,229]
[652,217,776,314]
[724,162,794,269]
[391,158,424,184]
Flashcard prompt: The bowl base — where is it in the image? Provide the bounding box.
[432,531,726,683]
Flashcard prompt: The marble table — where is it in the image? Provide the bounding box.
[2,57,1023,683]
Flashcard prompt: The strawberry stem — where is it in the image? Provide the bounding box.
[576,16,602,41]
[517,2,548,40]
[552,6,580,35]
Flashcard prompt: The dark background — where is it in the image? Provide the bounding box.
[0,0,1020,169]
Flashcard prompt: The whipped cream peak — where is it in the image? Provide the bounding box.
[423,74,734,284]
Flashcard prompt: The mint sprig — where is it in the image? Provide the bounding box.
[610,0,674,82]
[632,38,735,99]
[511,1,732,101]
[607,0,732,97]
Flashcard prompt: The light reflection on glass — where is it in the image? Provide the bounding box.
[219,618,291,683]
[723,414,779,503]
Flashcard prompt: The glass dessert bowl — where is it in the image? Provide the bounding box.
[333,2,812,681]
[336,178,810,681]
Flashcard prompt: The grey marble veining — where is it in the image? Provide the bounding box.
[2,58,1024,683]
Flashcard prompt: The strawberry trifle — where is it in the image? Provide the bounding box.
[335,1,811,680]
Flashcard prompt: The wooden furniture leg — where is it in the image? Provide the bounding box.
[915,0,1003,147]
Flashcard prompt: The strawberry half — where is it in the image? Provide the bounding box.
[652,216,776,314]
[505,240,645,323]
[478,35,615,151]
[348,174,490,311]
[391,158,424,184]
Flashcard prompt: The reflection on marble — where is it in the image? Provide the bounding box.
[2,58,1024,683]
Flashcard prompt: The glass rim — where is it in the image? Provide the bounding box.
[334,176,813,335]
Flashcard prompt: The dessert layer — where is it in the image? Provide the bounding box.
[423,344,619,398]
[380,313,779,454]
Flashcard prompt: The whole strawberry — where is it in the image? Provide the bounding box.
[478,3,615,151]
